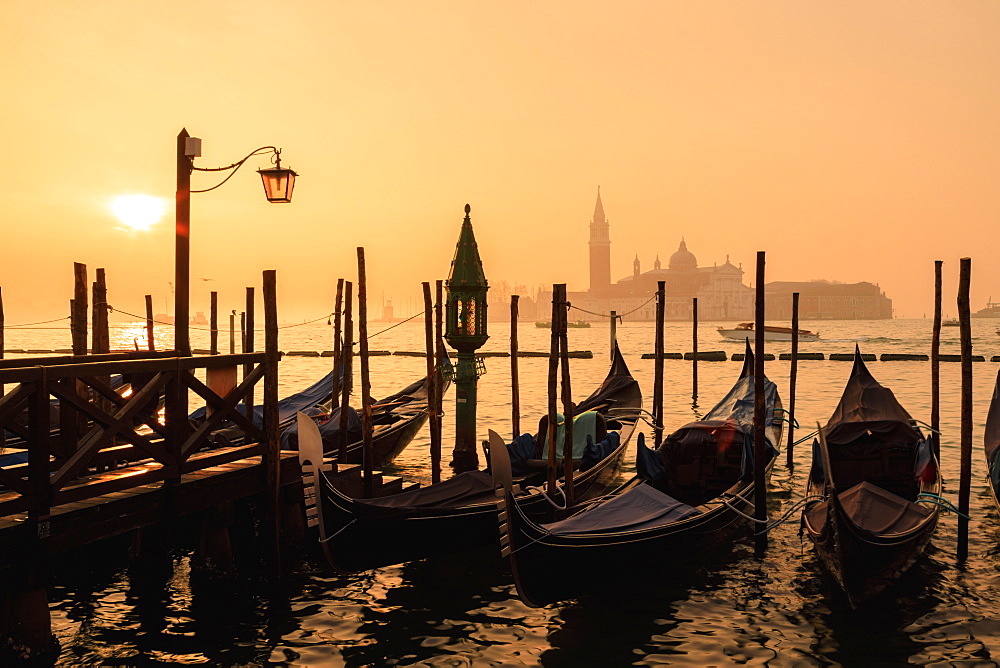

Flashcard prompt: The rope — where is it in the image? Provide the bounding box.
[917,492,972,520]
[791,430,819,448]
[523,484,568,511]
[569,294,656,320]
[107,306,334,332]
[363,310,426,341]
[4,315,72,328]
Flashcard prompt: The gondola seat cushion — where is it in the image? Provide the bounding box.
[539,411,607,462]
[506,433,539,477]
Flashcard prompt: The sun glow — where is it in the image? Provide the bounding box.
[111,194,166,231]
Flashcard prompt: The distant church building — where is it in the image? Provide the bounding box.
[568,189,754,321]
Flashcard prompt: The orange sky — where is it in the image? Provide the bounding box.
[5,1,1000,323]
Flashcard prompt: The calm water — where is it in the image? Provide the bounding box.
[7,317,1000,666]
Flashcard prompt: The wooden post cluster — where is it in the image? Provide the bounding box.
[654,282,665,447]
[932,260,942,461]
[786,292,799,468]
[357,248,374,499]
[753,251,768,556]
[957,257,972,561]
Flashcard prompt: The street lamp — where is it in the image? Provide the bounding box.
[175,128,298,355]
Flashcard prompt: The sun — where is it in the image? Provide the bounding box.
[111,194,166,231]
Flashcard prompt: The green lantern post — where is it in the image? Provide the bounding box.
[445,204,489,472]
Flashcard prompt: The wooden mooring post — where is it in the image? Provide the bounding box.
[423,282,442,481]
[263,270,281,566]
[338,282,354,462]
[244,288,255,424]
[932,260,942,461]
[692,296,698,402]
[546,285,560,494]
[958,257,972,561]
[654,282,665,447]
[786,292,799,468]
[557,284,575,506]
[357,248,374,499]
[610,309,617,361]
[511,295,521,439]
[72,262,88,355]
[433,280,444,484]
[754,251,768,557]
[145,295,155,351]
[210,291,219,355]
[92,268,109,356]
[332,279,344,426]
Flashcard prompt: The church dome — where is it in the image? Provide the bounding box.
[668,239,697,271]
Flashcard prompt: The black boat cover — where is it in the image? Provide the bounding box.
[543,483,700,536]
[352,470,495,520]
[506,433,537,477]
[984,369,1000,492]
[279,405,363,451]
[574,345,642,414]
[804,481,930,535]
[823,349,922,446]
[189,366,341,428]
[581,431,620,471]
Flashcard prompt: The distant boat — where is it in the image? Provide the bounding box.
[942,319,960,327]
[717,322,820,342]
[535,320,591,329]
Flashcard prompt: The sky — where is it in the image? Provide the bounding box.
[4,0,1000,323]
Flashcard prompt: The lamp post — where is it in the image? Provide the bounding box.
[445,204,489,472]
[174,128,297,355]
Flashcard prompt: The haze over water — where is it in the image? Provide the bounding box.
[8,319,1000,665]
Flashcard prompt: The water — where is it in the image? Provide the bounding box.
[6,317,1000,665]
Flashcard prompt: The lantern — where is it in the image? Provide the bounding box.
[445,204,489,353]
[257,155,298,203]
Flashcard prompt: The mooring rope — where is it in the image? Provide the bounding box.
[917,492,971,520]
[568,294,656,320]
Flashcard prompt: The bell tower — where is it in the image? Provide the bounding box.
[589,187,611,294]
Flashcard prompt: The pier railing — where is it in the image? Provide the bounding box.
[0,350,272,521]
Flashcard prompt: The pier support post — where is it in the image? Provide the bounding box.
[210,291,218,355]
[193,502,236,578]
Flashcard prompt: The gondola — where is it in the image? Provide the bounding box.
[299,342,642,573]
[281,366,451,467]
[800,346,940,607]
[491,341,782,607]
[985,369,1000,510]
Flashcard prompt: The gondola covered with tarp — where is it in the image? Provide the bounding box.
[300,342,642,573]
[800,346,940,607]
[493,341,782,608]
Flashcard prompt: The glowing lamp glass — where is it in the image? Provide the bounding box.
[258,166,297,203]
